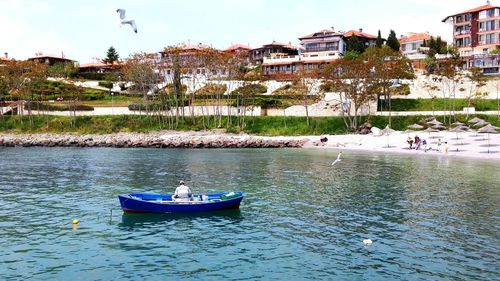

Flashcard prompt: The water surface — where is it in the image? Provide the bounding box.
[0,148,498,280]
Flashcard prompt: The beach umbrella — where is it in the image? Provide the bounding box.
[431,124,447,131]
[472,120,490,128]
[478,125,499,153]
[380,125,395,148]
[467,117,484,124]
[423,127,439,140]
[407,123,424,130]
[451,121,464,127]
[449,125,468,144]
[380,125,395,136]
[426,119,443,126]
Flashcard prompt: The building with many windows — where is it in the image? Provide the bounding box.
[442,1,500,56]
[262,28,346,77]
[250,41,298,65]
[399,32,434,56]
[343,29,379,49]
[443,1,500,74]
[261,28,379,77]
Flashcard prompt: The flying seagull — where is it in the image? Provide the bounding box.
[331,151,342,166]
[116,9,137,33]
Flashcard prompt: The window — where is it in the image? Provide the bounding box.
[479,20,495,31]
[326,42,338,51]
[306,43,320,52]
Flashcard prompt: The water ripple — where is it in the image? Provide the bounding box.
[0,147,498,280]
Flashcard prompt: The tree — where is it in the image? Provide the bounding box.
[0,60,48,126]
[346,36,366,54]
[123,52,159,116]
[323,56,378,130]
[103,46,120,64]
[465,67,487,118]
[376,30,383,48]
[422,74,441,117]
[364,46,415,127]
[434,49,463,125]
[48,62,78,78]
[386,30,400,52]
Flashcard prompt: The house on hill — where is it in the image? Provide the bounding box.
[79,61,124,73]
[27,53,76,66]
[250,41,298,65]
[442,0,500,74]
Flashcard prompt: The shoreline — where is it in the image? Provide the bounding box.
[304,131,500,161]
[1,130,499,160]
[0,131,307,149]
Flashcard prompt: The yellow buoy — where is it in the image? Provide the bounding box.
[72,219,79,225]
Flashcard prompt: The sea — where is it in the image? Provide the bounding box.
[0,147,498,280]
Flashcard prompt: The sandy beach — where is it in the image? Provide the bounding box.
[304,130,500,160]
[1,129,499,160]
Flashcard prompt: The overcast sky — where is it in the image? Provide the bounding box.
[0,0,493,63]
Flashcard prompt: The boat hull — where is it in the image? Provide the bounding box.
[118,192,243,213]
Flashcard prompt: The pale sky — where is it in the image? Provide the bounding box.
[0,0,494,63]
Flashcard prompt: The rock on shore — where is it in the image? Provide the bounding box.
[0,131,308,148]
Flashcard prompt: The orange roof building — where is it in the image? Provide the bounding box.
[27,53,76,66]
[343,28,380,49]
[79,61,124,73]
[250,40,298,65]
[261,28,346,77]
[442,1,500,56]
[399,32,435,55]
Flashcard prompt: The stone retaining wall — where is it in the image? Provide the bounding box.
[0,133,308,148]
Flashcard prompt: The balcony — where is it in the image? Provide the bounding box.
[454,30,471,36]
[262,55,299,65]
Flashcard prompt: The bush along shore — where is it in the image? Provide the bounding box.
[0,133,307,148]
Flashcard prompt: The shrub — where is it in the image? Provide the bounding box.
[128,101,176,111]
[194,84,227,96]
[272,83,306,96]
[380,98,498,111]
[98,81,113,89]
[76,72,107,80]
[24,101,94,111]
[80,89,107,101]
[231,84,268,96]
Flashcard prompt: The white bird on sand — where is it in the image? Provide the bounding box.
[331,151,342,166]
[363,239,373,245]
[116,9,137,33]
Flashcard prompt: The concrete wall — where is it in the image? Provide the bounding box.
[402,71,499,99]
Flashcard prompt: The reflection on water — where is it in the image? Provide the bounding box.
[120,209,243,228]
[0,147,498,280]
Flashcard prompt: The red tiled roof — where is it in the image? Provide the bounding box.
[1,57,12,62]
[442,3,499,22]
[261,40,296,50]
[27,54,75,61]
[299,28,342,40]
[225,44,251,52]
[343,30,377,39]
[79,61,124,68]
[399,33,433,43]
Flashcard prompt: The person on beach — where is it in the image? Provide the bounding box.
[437,138,443,152]
[444,142,449,153]
[414,135,421,150]
[422,139,428,152]
[173,180,192,201]
[407,136,414,149]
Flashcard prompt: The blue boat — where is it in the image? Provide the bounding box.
[118,191,244,213]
